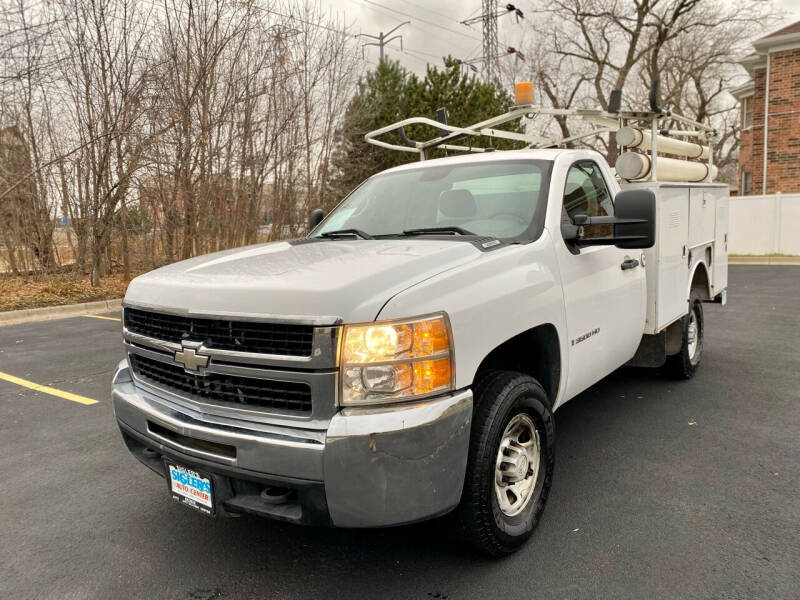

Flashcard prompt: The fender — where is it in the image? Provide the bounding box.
[376,231,570,407]
[687,256,712,301]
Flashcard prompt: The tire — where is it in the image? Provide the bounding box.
[666,290,704,379]
[457,371,555,556]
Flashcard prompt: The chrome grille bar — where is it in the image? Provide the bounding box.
[124,307,315,357]
[121,305,340,425]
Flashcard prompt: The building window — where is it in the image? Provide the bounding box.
[742,171,752,196]
[742,96,753,129]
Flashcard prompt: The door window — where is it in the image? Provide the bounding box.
[562,161,614,238]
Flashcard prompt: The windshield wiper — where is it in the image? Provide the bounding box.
[402,226,476,236]
[318,229,373,240]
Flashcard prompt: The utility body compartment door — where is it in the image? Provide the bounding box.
[648,186,690,331]
[689,190,716,248]
[554,158,646,400]
[713,190,729,295]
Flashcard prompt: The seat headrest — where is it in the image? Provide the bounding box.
[439,189,477,218]
[564,182,586,208]
[565,182,583,199]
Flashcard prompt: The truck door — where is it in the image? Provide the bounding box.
[554,160,646,399]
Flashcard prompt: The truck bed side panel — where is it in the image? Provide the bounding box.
[623,182,729,333]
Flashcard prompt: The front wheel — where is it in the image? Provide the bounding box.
[458,371,555,556]
[666,291,704,379]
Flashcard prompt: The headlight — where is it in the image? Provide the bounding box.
[340,313,453,406]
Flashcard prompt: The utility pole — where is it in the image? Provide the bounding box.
[358,21,410,62]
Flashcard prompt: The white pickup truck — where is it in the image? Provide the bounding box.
[112,93,728,555]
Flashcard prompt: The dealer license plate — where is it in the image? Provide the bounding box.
[166,462,214,516]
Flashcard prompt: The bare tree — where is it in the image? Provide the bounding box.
[145,0,359,256]
[57,0,151,285]
[518,0,779,168]
[0,0,57,272]
[0,0,360,284]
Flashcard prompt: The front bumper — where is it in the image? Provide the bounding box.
[112,360,472,527]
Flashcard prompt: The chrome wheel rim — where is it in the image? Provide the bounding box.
[687,306,699,361]
[494,413,541,517]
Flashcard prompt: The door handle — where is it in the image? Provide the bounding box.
[620,257,639,271]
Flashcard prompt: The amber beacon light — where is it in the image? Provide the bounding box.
[514,81,534,105]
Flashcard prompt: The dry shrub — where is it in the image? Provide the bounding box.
[0,271,131,312]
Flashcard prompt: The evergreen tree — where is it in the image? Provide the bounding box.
[329,58,523,205]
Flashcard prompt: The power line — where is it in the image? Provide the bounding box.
[348,0,460,64]
[356,0,520,76]
[462,6,483,23]
[402,47,444,60]
[464,40,483,61]
[250,4,356,38]
[134,0,356,39]
[343,1,464,71]
[385,44,431,67]
[362,0,483,43]
[397,0,456,23]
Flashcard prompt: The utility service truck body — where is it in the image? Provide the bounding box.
[113,89,728,555]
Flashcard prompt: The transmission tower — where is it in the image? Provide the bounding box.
[460,3,524,83]
[482,0,499,82]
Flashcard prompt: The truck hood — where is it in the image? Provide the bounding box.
[124,239,483,323]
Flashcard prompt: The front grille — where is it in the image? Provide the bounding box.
[129,354,312,414]
[124,308,314,356]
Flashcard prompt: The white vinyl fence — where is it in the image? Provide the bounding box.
[729,193,800,256]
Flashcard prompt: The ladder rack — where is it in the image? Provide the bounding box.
[364,84,720,183]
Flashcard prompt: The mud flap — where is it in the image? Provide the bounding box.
[626,332,667,368]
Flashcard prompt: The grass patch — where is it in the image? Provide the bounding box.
[0,271,131,312]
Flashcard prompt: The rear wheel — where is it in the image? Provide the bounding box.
[458,371,555,556]
[666,291,704,379]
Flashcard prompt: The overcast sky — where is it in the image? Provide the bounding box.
[333,0,800,76]
[335,0,530,74]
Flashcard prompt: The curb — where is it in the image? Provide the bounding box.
[0,257,796,327]
[729,257,800,266]
[0,298,123,327]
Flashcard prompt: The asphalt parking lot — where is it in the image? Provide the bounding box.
[1,265,798,600]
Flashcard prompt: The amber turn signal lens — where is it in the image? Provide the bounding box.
[514,81,534,105]
[412,318,449,356]
[412,358,452,396]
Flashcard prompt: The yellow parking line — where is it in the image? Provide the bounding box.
[0,371,98,406]
[84,314,121,322]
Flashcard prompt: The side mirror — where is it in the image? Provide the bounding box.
[309,208,324,230]
[561,189,655,249]
[613,189,655,249]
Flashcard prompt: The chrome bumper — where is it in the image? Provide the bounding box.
[112,359,472,527]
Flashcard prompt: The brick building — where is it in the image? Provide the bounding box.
[731,21,800,195]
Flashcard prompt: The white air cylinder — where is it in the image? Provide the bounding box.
[617,127,709,160]
[616,152,718,183]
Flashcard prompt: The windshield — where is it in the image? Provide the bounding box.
[315,159,553,241]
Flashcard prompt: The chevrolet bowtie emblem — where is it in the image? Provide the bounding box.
[174,345,209,371]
